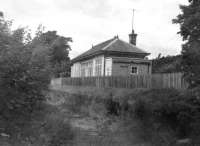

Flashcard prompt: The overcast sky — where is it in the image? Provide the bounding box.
[1,0,188,59]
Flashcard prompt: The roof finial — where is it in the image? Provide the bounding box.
[132,9,135,32]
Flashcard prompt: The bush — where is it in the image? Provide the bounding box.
[0,48,50,116]
[105,98,121,116]
[133,89,200,140]
[104,93,121,116]
[0,46,51,139]
[0,16,51,124]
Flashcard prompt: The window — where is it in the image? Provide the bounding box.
[105,58,112,76]
[71,63,81,77]
[81,61,93,77]
[95,57,102,76]
[81,64,86,77]
[131,66,138,74]
[106,68,111,76]
[87,61,93,77]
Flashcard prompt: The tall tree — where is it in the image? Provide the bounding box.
[173,0,200,88]
[31,30,72,77]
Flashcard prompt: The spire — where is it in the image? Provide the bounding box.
[132,9,134,31]
[129,9,137,46]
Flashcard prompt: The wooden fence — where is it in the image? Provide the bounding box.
[59,73,188,89]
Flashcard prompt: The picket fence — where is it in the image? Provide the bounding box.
[57,73,188,89]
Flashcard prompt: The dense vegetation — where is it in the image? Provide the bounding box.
[152,55,182,73]
[31,27,72,77]
[0,14,48,119]
[0,12,72,145]
[49,87,200,145]
[173,0,200,88]
[133,89,200,144]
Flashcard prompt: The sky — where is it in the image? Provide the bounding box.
[1,0,188,59]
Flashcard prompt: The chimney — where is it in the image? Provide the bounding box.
[129,9,137,46]
[129,30,137,46]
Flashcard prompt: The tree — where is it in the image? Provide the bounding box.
[50,36,71,64]
[31,30,72,77]
[173,0,200,88]
[50,35,72,77]
[0,12,51,130]
[152,55,182,73]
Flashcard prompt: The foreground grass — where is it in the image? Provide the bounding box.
[50,85,200,146]
[0,89,148,146]
[47,90,150,146]
[1,85,199,146]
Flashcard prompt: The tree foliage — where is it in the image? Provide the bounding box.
[152,55,182,73]
[133,89,200,142]
[31,29,72,77]
[0,11,74,144]
[173,0,200,88]
[0,12,51,124]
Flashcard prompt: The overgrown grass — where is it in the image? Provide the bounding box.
[53,86,200,145]
[0,101,74,146]
[4,86,199,145]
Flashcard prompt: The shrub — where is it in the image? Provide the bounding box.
[0,46,51,140]
[104,93,121,116]
[0,47,50,118]
[133,89,200,140]
[0,16,51,124]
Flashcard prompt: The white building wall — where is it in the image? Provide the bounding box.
[71,55,105,77]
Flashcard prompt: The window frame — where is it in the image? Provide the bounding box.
[131,66,138,74]
[105,58,112,76]
[95,57,102,76]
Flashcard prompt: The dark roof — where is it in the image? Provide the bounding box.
[72,36,150,63]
